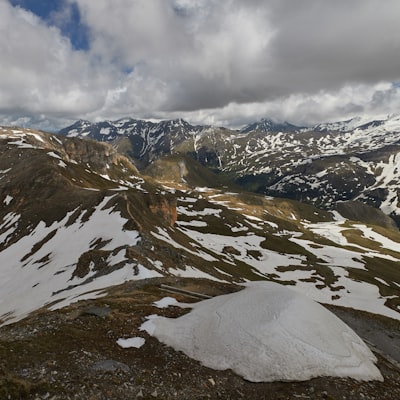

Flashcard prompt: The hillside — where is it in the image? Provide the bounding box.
[2,125,400,325]
[1,278,400,400]
[1,125,400,398]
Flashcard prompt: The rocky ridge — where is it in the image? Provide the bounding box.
[59,114,400,227]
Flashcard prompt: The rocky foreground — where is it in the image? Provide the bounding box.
[1,278,399,400]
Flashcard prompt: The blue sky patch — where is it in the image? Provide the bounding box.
[9,0,89,51]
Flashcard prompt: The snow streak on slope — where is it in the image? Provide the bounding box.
[356,151,400,216]
[173,188,400,320]
[1,127,400,327]
[0,196,159,326]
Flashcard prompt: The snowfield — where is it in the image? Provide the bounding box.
[0,196,160,326]
[141,282,383,382]
[173,197,400,320]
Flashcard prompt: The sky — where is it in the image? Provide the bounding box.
[1,0,400,131]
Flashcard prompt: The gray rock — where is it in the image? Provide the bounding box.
[83,306,112,318]
[92,359,130,373]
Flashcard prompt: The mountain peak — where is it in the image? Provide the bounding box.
[159,118,192,128]
[312,114,400,132]
[240,118,301,134]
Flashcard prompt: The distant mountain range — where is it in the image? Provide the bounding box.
[59,114,400,227]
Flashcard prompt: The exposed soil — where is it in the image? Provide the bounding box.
[0,278,399,400]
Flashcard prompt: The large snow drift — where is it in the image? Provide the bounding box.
[142,282,383,382]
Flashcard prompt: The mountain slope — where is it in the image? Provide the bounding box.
[1,126,400,327]
[1,278,399,400]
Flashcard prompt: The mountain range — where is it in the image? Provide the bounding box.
[1,118,399,324]
[0,117,400,398]
[60,114,400,227]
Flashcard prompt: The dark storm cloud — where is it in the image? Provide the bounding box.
[167,0,400,110]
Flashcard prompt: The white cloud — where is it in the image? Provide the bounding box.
[1,0,400,130]
[0,1,109,117]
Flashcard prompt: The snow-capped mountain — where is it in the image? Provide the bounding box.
[222,114,400,226]
[59,117,203,168]
[60,118,198,142]
[240,118,302,134]
[1,125,400,328]
[60,114,400,227]
[2,124,400,398]
[313,114,400,133]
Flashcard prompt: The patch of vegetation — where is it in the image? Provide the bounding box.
[371,225,400,243]
[348,257,400,310]
[20,229,57,262]
[342,228,381,250]
[342,226,400,259]
[73,249,112,279]
[0,352,54,399]
[0,373,37,399]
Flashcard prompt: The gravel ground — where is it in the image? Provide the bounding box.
[0,278,399,400]
[328,305,400,365]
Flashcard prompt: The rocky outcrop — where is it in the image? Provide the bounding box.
[62,138,139,175]
[148,196,177,226]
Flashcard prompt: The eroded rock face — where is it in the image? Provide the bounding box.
[336,201,398,230]
[148,196,177,227]
[62,139,139,175]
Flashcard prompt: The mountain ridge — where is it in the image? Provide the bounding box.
[1,125,400,324]
[59,114,400,227]
[1,124,400,398]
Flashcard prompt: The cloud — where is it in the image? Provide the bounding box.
[0,2,108,115]
[267,1,400,90]
[1,0,400,130]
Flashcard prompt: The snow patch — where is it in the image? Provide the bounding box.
[117,337,145,349]
[47,151,62,159]
[3,195,13,205]
[0,196,151,326]
[153,297,180,308]
[354,224,400,253]
[143,282,382,382]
